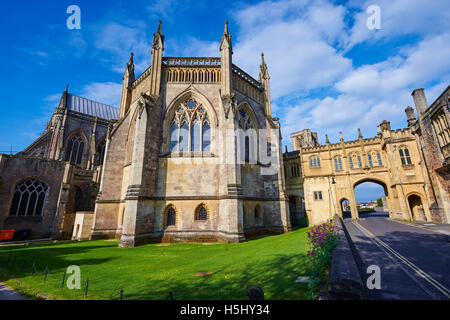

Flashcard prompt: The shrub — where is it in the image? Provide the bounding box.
[306,219,338,299]
[297,217,309,228]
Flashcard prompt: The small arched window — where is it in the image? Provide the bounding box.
[9,178,49,216]
[195,204,208,221]
[399,147,412,165]
[254,205,262,224]
[65,133,84,165]
[357,155,362,168]
[310,156,321,168]
[377,152,383,166]
[368,154,373,167]
[96,139,106,165]
[348,156,354,169]
[290,165,299,177]
[334,157,343,171]
[165,206,176,226]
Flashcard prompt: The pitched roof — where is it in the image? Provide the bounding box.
[66,93,119,120]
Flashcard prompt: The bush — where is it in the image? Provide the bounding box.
[297,217,308,228]
[306,220,338,299]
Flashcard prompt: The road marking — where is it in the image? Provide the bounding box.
[354,221,450,299]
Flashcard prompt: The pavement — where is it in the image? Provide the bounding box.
[344,212,450,300]
[0,283,28,300]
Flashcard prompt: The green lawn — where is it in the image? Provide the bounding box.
[0,227,312,300]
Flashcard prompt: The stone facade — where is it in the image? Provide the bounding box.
[287,123,431,226]
[0,88,117,239]
[407,87,450,223]
[92,21,291,247]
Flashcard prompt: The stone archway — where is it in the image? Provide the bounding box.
[408,194,426,221]
[340,198,351,219]
[352,178,390,220]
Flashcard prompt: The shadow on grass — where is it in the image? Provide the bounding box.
[0,243,117,281]
[0,234,312,300]
[123,253,312,300]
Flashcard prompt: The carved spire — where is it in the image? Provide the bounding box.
[259,53,269,82]
[339,131,344,142]
[259,53,272,117]
[149,20,164,98]
[152,20,164,50]
[59,84,69,109]
[325,134,330,144]
[220,20,232,51]
[358,128,363,139]
[119,52,136,118]
[220,20,233,102]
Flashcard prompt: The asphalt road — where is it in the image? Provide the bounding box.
[0,283,27,300]
[344,213,450,300]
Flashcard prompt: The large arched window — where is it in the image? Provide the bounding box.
[65,133,84,165]
[165,206,176,227]
[168,98,210,153]
[237,107,257,164]
[399,147,412,165]
[9,178,49,216]
[310,156,321,168]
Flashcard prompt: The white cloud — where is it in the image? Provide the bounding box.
[79,82,122,107]
[94,21,152,74]
[347,0,450,49]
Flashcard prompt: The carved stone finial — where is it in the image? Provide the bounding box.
[157,20,162,34]
[358,128,363,139]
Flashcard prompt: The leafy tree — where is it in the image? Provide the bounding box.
[377,198,383,207]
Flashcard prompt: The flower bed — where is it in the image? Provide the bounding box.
[306,219,338,299]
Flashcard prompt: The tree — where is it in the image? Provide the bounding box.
[376,198,383,207]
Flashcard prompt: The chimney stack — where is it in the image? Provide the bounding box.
[405,106,416,127]
[380,120,391,132]
[411,88,428,115]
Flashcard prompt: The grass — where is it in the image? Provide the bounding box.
[0,227,312,300]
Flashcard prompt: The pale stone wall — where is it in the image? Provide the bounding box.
[72,212,94,241]
[0,155,66,238]
[295,123,431,225]
[409,87,450,223]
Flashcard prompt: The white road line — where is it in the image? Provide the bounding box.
[353,221,450,299]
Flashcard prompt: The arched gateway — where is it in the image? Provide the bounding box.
[287,123,432,226]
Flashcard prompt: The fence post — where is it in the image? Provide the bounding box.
[120,288,123,300]
[169,291,174,300]
[84,278,89,299]
[7,249,11,262]
[44,267,48,283]
[61,270,66,289]
[31,262,37,276]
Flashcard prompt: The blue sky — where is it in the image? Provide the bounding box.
[0,0,449,201]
